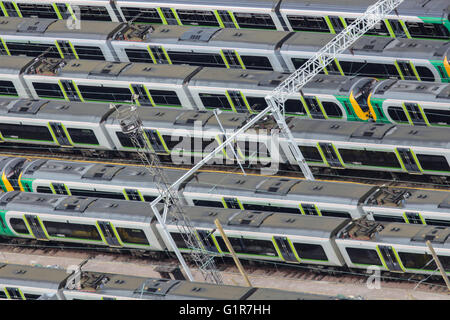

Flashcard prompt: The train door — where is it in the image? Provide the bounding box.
[378,245,403,272]
[197,230,219,253]
[144,129,169,154]
[97,221,121,247]
[52,183,69,195]
[148,45,170,64]
[4,287,23,300]
[49,122,71,146]
[160,8,178,25]
[273,236,297,262]
[124,188,142,201]
[24,215,48,240]
[216,10,235,28]
[131,84,152,106]
[56,40,76,59]
[388,20,405,37]
[318,143,343,168]
[222,50,243,69]
[396,148,420,173]
[2,2,19,17]
[223,197,242,209]
[328,16,345,33]
[300,204,320,216]
[396,61,416,80]
[404,212,424,224]
[303,96,325,119]
[227,90,248,113]
[60,80,80,101]
[404,103,427,126]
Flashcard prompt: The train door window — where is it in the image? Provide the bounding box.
[116,132,135,148]
[346,247,383,266]
[345,18,388,36]
[125,49,153,63]
[405,212,423,224]
[167,51,225,68]
[5,42,60,58]
[233,13,276,30]
[338,149,401,168]
[121,7,162,24]
[239,56,273,71]
[0,291,6,299]
[176,10,219,27]
[438,256,450,272]
[73,46,105,61]
[223,197,241,209]
[298,145,323,163]
[66,128,99,145]
[60,80,80,101]
[160,8,178,25]
[217,10,235,28]
[388,20,405,37]
[301,204,319,216]
[193,199,224,208]
[43,221,102,241]
[242,203,300,214]
[405,22,450,40]
[339,61,399,78]
[78,6,112,21]
[115,227,149,245]
[143,195,156,202]
[77,85,132,103]
[148,90,181,107]
[71,189,125,200]
[285,99,306,115]
[416,154,450,172]
[215,236,278,256]
[36,186,52,194]
[32,82,65,99]
[125,188,140,200]
[161,135,181,150]
[287,16,329,33]
[169,232,188,249]
[415,66,434,82]
[373,214,405,223]
[293,243,328,261]
[319,143,342,167]
[5,288,22,300]
[424,219,450,227]
[424,109,450,126]
[199,93,232,111]
[303,96,324,119]
[9,218,30,235]
[0,123,53,141]
[245,96,267,112]
[397,252,436,270]
[387,106,408,123]
[0,80,17,96]
[397,148,420,173]
[16,4,57,19]
[320,211,351,218]
[144,129,166,153]
[227,90,247,113]
[291,58,308,70]
[2,2,18,17]
[329,16,344,33]
[23,293,41,300]
[396,61,416,80]
[322,101,342,118]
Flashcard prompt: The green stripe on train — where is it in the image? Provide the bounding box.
[0,211,15,237]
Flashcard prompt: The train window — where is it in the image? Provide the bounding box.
[415,66,435,82]
[405,22,450,40]
[124,49,153,63]
[245,96,267,112]
[424,219,450,227]
[236,140,270,159]
[373,214,404,223]
[285,99,306,115]
[73,46,105,61]
[193,199,224,208]
[16,4,57,19]
[233,13,276,30]
[438,255,450,272]
[345,18,389,36]
[0,80,18,96]
[416,154,450,172]
[346,247,383,266]
[78,85,132,103]
[116,132,135,148]
[0,123,53,141]
[43,221,102,241]
[121,7,162,24]
[338,149,401,168]
[66,128,99,145]
[199,93,232,110]
[161,135,181,150]
[70,189,125,200]
[387,106,408,123]
[36,186,52,194]
[143,195,156,202]
[291,58,308,70]
[287,15,329,33]
[5,42,60,58]
[215,236,278,256]
[0,291,6,299]
[242,203,300,214]
[320,211,351,218]
[167,51,225,68]
[78,6,112,21]
[424,109,450,126]
[322,102,343,118]
[398,252,436,270]
[176,10,219,27]
[9,218,29,235]
[293,243,328,261]
[169,232,188,249]
[116,227,149,245]
[149,90,181,107]
[239,56,273,71]
[298,146,323,162]
[23,293,41,300]
[339,61,399,78]
[32,82,65,99]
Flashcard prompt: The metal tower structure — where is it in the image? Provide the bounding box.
[115,0,404,284]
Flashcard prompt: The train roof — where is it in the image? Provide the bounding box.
[0,56,34,75]
[247,287,335,300]
[0,17,123,40]
[0,263,69,290]
[0,99,113,123]
[280,0,450,17]
[116,0,279,10]
[371,80,450,102]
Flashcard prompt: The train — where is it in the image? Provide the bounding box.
[0,97,449,179]
[1,156,450,227]
[1,55,450,124]
[0,190,449,276]
[0,17,449,83]
[0,0,448,41]
[0,263,334,300]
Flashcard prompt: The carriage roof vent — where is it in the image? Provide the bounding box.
[55,196,95,213]
[255,178,297,195]
[173,111,212,126]
[82,164,124,181]
[89,62,131,77]
[350,124,395,140]
[8,100,47,115]
[228,211,273,227]
[179,27,220,42]
[17,19,56,33]
[133,278,179,296]
[412,226,450,244]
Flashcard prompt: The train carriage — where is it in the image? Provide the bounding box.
[0,56,31,98]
